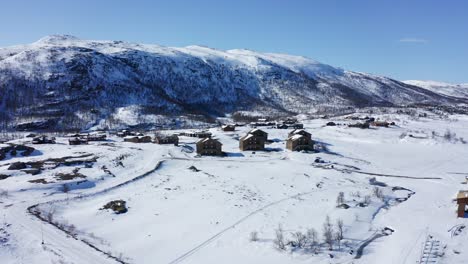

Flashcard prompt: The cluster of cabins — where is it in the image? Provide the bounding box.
[248,117,304,130]
[67,132,107,145]
[193,127,314,156]
[111,124,315,156]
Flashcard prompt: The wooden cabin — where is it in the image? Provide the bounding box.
[457,191,468,218]
[288,129,312,140]
[154,134,179,146]
[32,136,56,144]
[196,138,223,156]
[239,133,265,151]
[182,131,212,138]
[371,121,390,127]
[348,122,370,129]
[87,133,107,141]
[221,124,236,132]
[286,134,314,151]
[69,137,88,145]
[117,130,136,137]
[123,135,152,143]
[247,129,268,141]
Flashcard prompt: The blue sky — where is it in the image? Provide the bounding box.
[1,0,467,82]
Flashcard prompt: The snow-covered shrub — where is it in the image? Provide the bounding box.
[336,192,345,206]
[322,215,335,250]
[306,228,319,251]
[273,224,286,250]
[249,231,258,242]
[443,129,456,142]
[291,231,307,248]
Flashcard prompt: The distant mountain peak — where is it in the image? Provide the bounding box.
[35,34,81,45]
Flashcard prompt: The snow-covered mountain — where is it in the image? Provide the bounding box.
[403,80,468,99]
[0,35,463,130]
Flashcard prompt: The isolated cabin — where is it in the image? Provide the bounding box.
[283,117,298,124]
[371,121,390,127]
[221,124,236,132]
[291,123,304,129]
[87,133,107,141]
[32,136,56,144]
[154,134,179,146]
[456,191,468,218]
[286,134,314,151]
[348,122,370,129]
[69,137,88,145]
[124,135,152,143]
[288,129,312,140]
[183,131,212,138]
[247,129,268,141]
[196,138,223,156]
[239,133,265,151]
[117,130,136,137]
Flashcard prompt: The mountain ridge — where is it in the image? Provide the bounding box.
[0,35,465,130]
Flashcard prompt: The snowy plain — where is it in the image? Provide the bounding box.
[0,111,467,264]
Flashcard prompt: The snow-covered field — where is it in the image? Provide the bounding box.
[1,112,467,264]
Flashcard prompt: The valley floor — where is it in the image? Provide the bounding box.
[1,112,467,264]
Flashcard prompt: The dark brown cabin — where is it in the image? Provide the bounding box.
[196,138,223,156]
[457,191,468,218]
[154,134,179,146]
[239,133,265,151]
[286,134,314,151]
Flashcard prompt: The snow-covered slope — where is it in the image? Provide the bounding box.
[404,80,468,99]
[0,35,463,130]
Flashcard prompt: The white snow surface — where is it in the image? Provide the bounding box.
[1,112,468,264]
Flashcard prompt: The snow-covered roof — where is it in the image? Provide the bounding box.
[289,134,305,141]
[249,128,266,134]
[242,134,254,140]
[457,191,468,199]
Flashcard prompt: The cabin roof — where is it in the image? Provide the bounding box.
[290,134,305,141]
[457,190,468,200]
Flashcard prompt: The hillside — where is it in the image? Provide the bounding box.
[0,35,463,130]
[403,80,468,99]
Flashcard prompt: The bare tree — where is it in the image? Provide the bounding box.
[306,228,319,251]
[322,215,334,250]
[336,191,345,206]
[249,231,258,242]
[0,189,9,199]
[292,231,307,248]
[335,219,344,249]
[62,184,70,193]
[46,206,56,223]
[444,129,456,142]
[334,231,342,250]
[373,187,384,200]
[363,195,372,205]
[274,224,286,250]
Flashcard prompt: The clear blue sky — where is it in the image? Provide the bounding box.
[1,0,467,83]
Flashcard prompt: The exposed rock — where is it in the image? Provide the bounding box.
[101,200,128,214]
[337,203,350,209]
[28,178,49,184]
[22,168,41,175]
[8,162,27,170]
[188,166,201,172]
